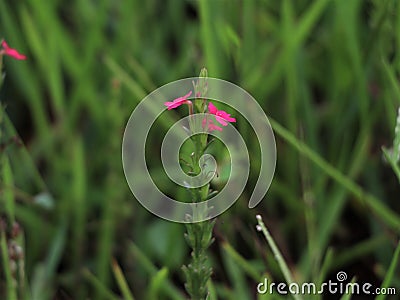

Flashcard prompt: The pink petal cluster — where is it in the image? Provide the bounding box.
[208,102,236,126]
[164,91,192,110]
[1,40,26,60]
[164,93,236,132]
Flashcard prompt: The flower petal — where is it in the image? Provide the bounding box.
[208,102,218,114]
[208,119,222,132]
[1,40,26,60]
[209,123,223,132]
[181,90,192,100]
[215,116,228,126]
[164,91,192,110]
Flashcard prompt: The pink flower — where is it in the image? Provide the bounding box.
[202,118,222,132]
[164,91,192,110]
[1,40,27,60]
[208,102,236,126]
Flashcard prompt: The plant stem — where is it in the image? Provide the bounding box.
[182,69,216,299]
[183,137,215,299]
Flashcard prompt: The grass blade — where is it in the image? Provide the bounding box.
[376,241,400,300]
[111,259,135,300]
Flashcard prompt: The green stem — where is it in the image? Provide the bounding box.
[182,69,216,300]
[183,147,214,299]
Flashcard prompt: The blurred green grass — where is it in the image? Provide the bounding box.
[1,0,400,299]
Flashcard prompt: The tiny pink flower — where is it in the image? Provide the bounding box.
[202,118,222,132]
[208,102,236,126]
[1,40,27,60]
[164,91,192,110]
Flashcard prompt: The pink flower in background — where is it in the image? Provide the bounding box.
[202,118,222,132]
[0,40,27,60]
[208,102,236,126]
[164,91,192,110]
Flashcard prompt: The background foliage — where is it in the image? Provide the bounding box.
[1,0,400,299]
